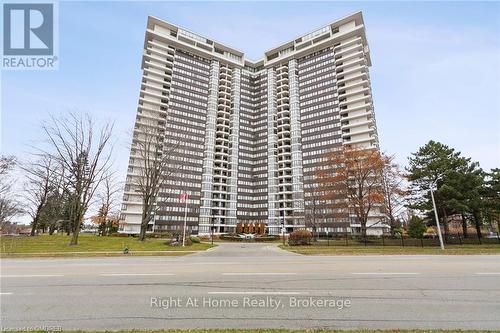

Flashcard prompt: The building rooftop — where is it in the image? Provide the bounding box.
[145,11,371,69]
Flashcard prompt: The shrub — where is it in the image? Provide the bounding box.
[288,229,313,246]
[407,216,427,239]
[168,237,192,246]
[147,232,172,239]
[189,236,201,243]
[254,235,280,242]
[110,233,129,237]
[220,234,245,241]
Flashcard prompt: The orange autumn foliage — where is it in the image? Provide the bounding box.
[315,146,388,237]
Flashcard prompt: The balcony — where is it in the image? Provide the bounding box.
[277,173,293,180]
[333,36,362,52]
[342,136,376,145]
[147,40,176,56]
[336,68,367,84]
[215,136,230,143]
[145,46,175,61]
[342,126,374,137]
[335,49,364,64]
[143,52,173,67]
[338,87,370,99]
[142,79,171,92]
[216,119,230,126]
[341,119,372,130]
[138,97,168,108]
[277,150,292,157]
[338,94,371,108]
[143,67,171,79]
[277,90,290,98]
[334,43,363,58]
[276,117,290,127]
[338,79,368,92]
[276,108,290,116]
[214,148,229,155]
[144,60,173,74]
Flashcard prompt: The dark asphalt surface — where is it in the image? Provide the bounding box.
[1,243,499,330]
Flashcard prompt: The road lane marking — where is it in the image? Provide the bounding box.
[208,291,307,295]
[0,292,13,295]
[351,272,420,275]
[475,273,500,275]
[195,262,238,265]
[0,274,64,278]
[99,273,175,276]
[222,272,297,276]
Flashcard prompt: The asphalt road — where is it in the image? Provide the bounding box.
[1,243,500,330]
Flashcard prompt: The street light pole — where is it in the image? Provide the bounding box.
[281,215,285,246]
[430,179,445,250]
[211,219,215,246]
[182,194,188,247]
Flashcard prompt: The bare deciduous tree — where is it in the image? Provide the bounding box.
[129,126,184,241]
[304,183,329,238]
[381,156,407,235]
[41,113,114,245]
[0,155,21,228]
[22,155,60,236]
[94,172,121,236]
[0,155,16,196]
[0,199,22,228]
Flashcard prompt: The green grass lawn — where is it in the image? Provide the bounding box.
[280,243,500,255]
[0,233,214,257]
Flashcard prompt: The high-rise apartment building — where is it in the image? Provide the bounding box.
[120,11,385,236]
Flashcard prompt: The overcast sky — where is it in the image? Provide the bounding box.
[2,1,499,188]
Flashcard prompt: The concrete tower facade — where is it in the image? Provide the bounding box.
[120,12,386,235]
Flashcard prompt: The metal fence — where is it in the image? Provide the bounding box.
[312,233,500,247]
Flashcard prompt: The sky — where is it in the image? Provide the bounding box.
[1,1,499,191]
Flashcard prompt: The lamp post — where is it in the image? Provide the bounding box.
[430,178,445,250]
[281,215,286,246]
[211,218,215,245]
[181,194,188,247]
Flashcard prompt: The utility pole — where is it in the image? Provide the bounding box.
[430,178,445,250]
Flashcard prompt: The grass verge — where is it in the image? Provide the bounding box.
[279,244,500,255]
[20,329,499,333]
[0,233,214,258]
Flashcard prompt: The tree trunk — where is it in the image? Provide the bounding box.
[69,215,82,245]
[389,217,396,237]
[139,202,151,241]
[48,224,56,235]
[70,230,79,245]
[472,209,482,240]
[461,213,468,238]
[30,217,39,236]
[361,218,367,239]
[99,222,106,236]
[138,223,147,241]
[496,220,500,244]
